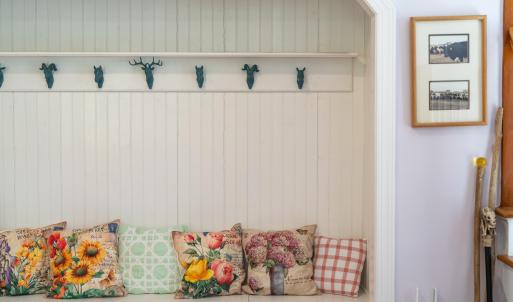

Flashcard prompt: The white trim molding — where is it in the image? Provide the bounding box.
[359,0,397,301]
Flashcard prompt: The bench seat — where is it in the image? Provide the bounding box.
[2,293,369,302]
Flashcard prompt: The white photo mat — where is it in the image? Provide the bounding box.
[412,16,486,127]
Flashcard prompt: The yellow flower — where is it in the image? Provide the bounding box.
[16,247,30,259]
[51,250,72,276]
[184,259,214,283]
[17,279,27,288]
[77,240,106,266]
[29,248,42,263]
[65,263,94,285]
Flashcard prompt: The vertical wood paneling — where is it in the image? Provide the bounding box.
[59,0,72,51]
[129,0,142,52]
[107,93,121,221]
[48,93,62,224]
[119,93,132,222]
[177,93,191,226]
[165,93,179,225]
[130,93,144,224]
[142,94,156,224]
[236,0,249,52]
[153,93,167,224]
[142,0,155,52]
[12,0,25,50]
[96,93,109,222]
[0,0,370,239]
[153,0,166,51]
[177,0,190,52]
[0,0,13,51]
[165,0,178,51]
[70,0,84,51]
[94,0,108,51]
[1,0,363,54]
[107,0,120,52]
[84,93,97,226]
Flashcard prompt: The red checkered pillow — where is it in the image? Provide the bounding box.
[313,236,367,297]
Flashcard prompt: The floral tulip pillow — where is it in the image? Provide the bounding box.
[172,224,245,299]
[47,220,126,299]
[0,222,67,296]
[242,225,318,296]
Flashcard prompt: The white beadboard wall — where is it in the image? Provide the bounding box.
[0,0,372,240]
[0,0,364,54]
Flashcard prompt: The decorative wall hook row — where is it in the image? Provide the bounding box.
[242,64,259,89]
[40,63,57,89]
[296,67,306,89]
[195,65,204,88]
[0,65,5,88]
[129,57,162,89]
[94,65,104,89]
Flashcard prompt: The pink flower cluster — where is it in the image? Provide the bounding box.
[245,231,305,268]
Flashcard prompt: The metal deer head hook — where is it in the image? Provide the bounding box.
[242,64,259,89]
[93,65,104,89]
[40,63,58,89]
[0,65,5,88]
[129,57,162,89]
[195,65,204,88]
[296,67,306,90]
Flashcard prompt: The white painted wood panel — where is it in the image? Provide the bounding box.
[0,0,366,54]
[0,90,370,238]
[0,0,372,242]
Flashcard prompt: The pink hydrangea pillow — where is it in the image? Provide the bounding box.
[242,225,318,296]
[313,236,367,297]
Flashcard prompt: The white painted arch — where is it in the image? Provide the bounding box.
[358,0,396,301]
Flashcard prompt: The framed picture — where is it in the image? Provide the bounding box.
[411,15,487,127]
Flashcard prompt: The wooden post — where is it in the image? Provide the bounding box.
[474,157,487,302]
[501,0,513,210]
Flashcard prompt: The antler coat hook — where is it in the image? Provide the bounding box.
[242,64,259,89]
[129,57,162,89]
[296,67,306,89]
[0,65,5,88]
[40,63,57,89]
[94,65,104,88]
[195,65,204,88]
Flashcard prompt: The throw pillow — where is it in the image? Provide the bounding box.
[172,223,244,299]
[47,220,126,299]
[242,225,318,296]
[118,224,187,294]
[313,236,367,297]
[0,221,67,296]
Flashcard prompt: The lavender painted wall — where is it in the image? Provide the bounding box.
[395,0,503,301]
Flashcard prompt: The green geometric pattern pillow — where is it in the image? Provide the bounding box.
[118,224,187,294]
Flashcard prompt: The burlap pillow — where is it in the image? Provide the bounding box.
[0,221,67,296]
[242,225,318,296]
[47,220,126,299]
[172,224,244,299]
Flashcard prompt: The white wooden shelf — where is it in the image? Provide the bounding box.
[0,52,359,59]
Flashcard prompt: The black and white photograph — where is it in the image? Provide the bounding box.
[429,34,469,64]
[429,80,469,110]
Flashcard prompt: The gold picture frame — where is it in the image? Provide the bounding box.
[411,15,487,127]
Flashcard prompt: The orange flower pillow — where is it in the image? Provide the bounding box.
[47,220,126,299]
[172,224,244,298]
[0,222,66,296]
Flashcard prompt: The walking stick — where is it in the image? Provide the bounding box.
[474,157,487,302]
[481,107,503,302]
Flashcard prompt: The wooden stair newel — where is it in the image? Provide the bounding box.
[501,0,513,209]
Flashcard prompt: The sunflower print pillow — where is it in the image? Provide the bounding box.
[172,223,245,299]
[47,220,126,299]
[0,221,67,296]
